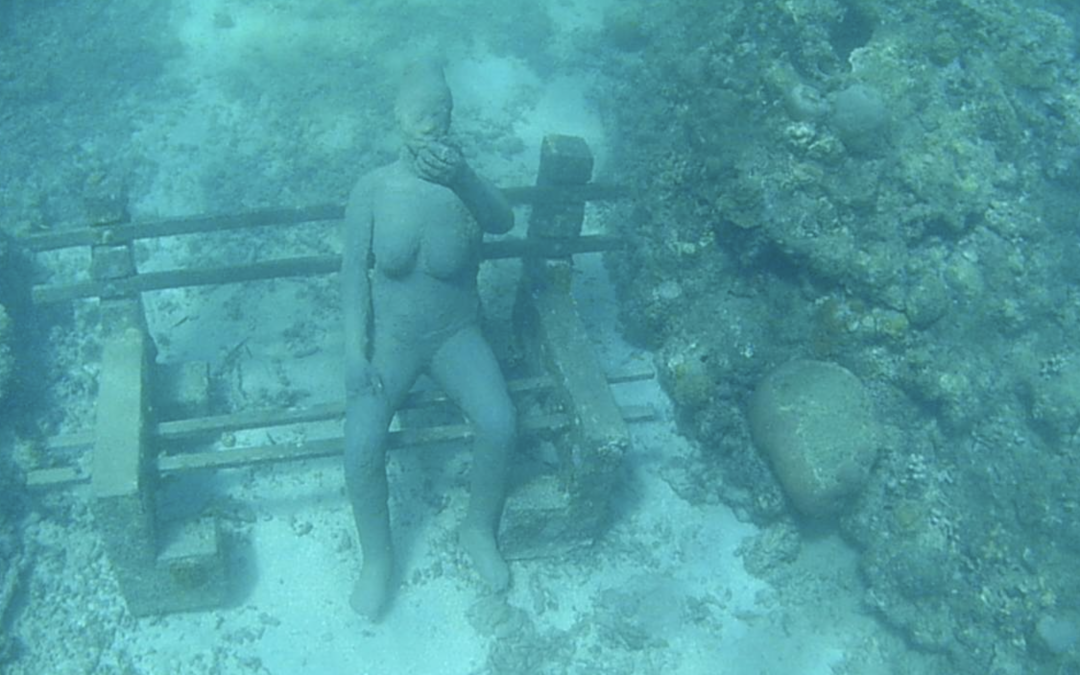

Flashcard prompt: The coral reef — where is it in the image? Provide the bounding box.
[598,0,1080,671]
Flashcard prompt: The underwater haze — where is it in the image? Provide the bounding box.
[1,0,1080,674]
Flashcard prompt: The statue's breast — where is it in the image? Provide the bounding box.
[371,174,480,282]
[372,213,419,279]
[421,194,480,281]
[371,177,424,278]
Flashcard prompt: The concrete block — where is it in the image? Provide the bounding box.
[154,361,210,419]
[154,517,228,614]
[90,244,135,281]
[539,135,594,186]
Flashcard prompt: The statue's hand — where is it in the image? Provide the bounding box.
[412,138,466,186]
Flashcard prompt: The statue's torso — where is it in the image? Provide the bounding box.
[366,162,482,342]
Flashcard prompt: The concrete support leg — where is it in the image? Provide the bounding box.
[91,298,226,615]
[506,135,630,557]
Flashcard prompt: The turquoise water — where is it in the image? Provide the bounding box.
[1,1,1079,673]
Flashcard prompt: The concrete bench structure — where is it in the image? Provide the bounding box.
[21,135,650,616]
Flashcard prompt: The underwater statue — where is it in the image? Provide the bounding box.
[340,60,517,620]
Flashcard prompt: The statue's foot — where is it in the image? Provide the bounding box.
[350,562,392,621]
[459,525,510,592]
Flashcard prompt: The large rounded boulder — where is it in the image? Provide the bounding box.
[749,359,880,518]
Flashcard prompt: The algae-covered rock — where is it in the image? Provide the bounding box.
[749,359,880,518]
[831,83,889,154]
[1026,357,1080,442]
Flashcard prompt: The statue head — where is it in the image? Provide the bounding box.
[395,60,453,152]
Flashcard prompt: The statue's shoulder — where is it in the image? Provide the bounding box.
[347,165,386,207]
[354,161,410,196]
[354,165,384,189]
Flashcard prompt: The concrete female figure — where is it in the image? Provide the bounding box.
[341,61,516,620]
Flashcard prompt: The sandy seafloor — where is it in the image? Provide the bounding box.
[8,2,925,673]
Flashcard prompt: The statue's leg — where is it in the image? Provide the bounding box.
[429,325,516,592]
[343,348,420,620]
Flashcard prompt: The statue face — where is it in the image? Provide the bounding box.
[396,98,451,150]
[395,61,453,151]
